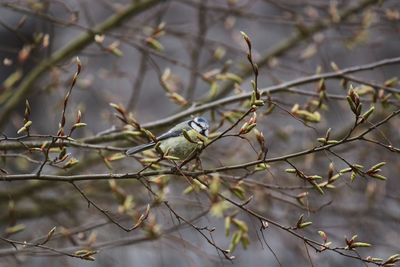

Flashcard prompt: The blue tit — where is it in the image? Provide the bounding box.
[126,117,209,160]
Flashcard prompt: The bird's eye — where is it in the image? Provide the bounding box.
[194,117,208,129]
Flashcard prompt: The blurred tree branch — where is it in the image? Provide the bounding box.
[0,0,162,128]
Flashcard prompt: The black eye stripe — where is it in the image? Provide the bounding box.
[189,120,202,129]
[193,121,202,128]
[189,121,208,136]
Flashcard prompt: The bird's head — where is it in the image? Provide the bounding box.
[189,117,209,137]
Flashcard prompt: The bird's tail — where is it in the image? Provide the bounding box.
[126,143,155,156]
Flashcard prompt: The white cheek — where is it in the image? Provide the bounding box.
[205,129,209,137]
[191,123,203,133]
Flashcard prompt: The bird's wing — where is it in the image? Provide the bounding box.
[157,129,183,141]
[156,121,192,141]
[126,143,155,155]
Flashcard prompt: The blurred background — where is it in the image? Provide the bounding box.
[0,0,400,266]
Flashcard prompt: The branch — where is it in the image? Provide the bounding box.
[71,182,149,232]
[0,236,96,261]
[2,107,399,182]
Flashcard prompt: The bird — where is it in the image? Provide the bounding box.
[126,117,209,160]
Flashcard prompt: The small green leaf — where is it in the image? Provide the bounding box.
[146,37,164,51]
[164,155,180,160]
[225,216,231,236]
[74,249,97,261]
[318,230,327,242]
[329,173,341,182]
[366,257,383,263]
[308,175,322,180]
[311,181,324,195]
[183,185,194,195]
[384,254,400,266]
[210,175,221,196]
[5,224,25,234]
[39,226,56,245]
[370,174,387,181]
[255,163,270,171]
[209,82,219,98]
[210,201,229,217]
[182,129,196,143]
[72,122,87,128]
[3,70,23,89]
[327,140,339,144]
[225,72,243,84]
[109,47,123,57]
[351,242,371,248]
[213,46,226,60]
[361,106,375,121]
[350,171,357,182]
[17,120,32,134]
[298,222,312,229]
[241,233,250,249]
[347,96,357,114]
[108,153,126,161]
[369,162,386,172]
[231,185,246,200]
[340,167,352,173]
[63,157,79,169]
[232,218,248,232]
[240,31,250,41]
[253,99,265,106]
[229,230,242,253]
[384,77,398,87]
